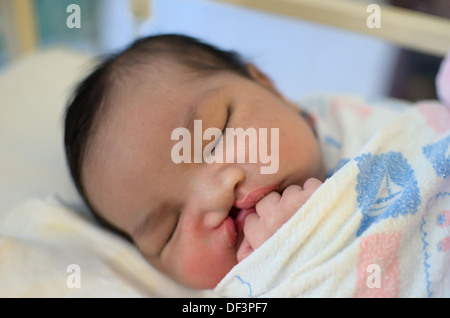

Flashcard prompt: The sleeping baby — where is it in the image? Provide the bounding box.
[65,34,450,296]
[65,34,325,289]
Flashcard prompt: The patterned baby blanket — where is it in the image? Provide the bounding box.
[214,94,450,297]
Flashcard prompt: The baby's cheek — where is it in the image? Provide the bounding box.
[170,224,238,289]
[178,247,210,280]
[175,241,236,289]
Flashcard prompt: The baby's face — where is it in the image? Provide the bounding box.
[83,61,325,289]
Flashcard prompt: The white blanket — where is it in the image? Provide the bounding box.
[214,95,450,297]
[0,197,212,297]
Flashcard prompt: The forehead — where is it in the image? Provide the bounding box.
[82,62,226,231]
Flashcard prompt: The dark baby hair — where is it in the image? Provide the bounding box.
[64,34,252,233]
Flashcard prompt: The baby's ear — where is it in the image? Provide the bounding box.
[246,63,280,95]
[246,63,301,112]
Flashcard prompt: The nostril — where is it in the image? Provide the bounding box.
[204,211,226,228]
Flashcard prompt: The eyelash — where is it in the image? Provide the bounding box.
[223,107,231,132]
[212,106,231,154]
[164,215,179,249]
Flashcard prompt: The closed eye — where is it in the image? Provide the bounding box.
[166,214,179,244]
[223,106,231,132]
[160,214,179,255]
[212,106,231,154]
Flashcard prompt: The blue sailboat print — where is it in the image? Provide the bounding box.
[355,152,421,236]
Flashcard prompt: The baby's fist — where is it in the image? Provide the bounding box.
[237,178,322,262]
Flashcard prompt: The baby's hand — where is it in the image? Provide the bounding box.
[236,178,322,262]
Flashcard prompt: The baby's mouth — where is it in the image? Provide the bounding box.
[228,185,283,250]
[230,206,256,243]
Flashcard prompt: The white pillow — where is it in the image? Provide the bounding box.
[0,47,94,217]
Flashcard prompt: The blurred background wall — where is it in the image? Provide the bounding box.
[0,0,448,101]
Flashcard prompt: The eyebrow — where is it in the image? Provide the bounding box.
[183,103,199,133]
[182,87,221,132]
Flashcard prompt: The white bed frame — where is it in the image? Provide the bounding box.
[212,0,450,57]
[2,0,449,60]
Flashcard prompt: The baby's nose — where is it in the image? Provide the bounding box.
[191,165,245,227]
[203,210,226,228]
